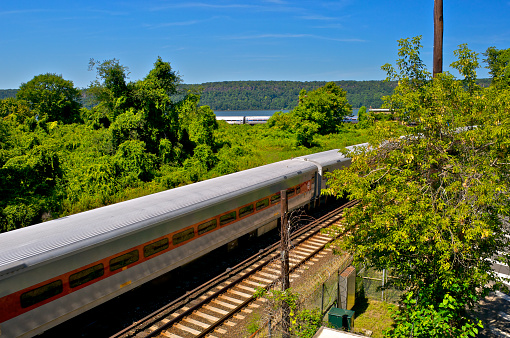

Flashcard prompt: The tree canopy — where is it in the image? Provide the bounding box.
[484,46,510,88]
[16,73,81,124]
[267,82,352,147]
[325,37,510,337]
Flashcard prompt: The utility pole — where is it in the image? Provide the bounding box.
[280,190,290,338]
[433,0,443,77]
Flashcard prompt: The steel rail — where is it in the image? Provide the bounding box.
[111,199,358,338]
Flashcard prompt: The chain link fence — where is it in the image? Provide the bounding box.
[357,266,403,304]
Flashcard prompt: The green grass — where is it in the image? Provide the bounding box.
[351,297,396,338]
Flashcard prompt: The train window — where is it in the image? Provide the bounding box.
[110,250,139,272]
[172,228,195,245]
[239,204,254,218]
[144,238,169,258]
[198,219,217,235]
[220,211,236,226]
[296,185,301,194]
[270,193,281,204]
[69,264,104,288]
[256,198,269,211]
[287,187,295,197]
[20,280,63,308]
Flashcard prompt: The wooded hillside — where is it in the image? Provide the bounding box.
[178,80,398,109]
[3,79,491,111]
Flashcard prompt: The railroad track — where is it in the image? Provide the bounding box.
[112,200,357,338]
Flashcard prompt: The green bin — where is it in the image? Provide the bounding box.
[328,307,355,331]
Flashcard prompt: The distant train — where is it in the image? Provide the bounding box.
[215,116,270,125]
[215,115,358,125]
[0,147,365,337]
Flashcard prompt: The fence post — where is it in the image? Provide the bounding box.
[381,269,386,302]
[321,282,325,313]
[337,269,341,308]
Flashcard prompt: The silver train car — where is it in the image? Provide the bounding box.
[214,116,271,125]
[0,148,357,337]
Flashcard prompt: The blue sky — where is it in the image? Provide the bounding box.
[1,1,509,89]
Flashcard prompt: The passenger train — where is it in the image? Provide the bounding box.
[0,147,364,337]
[215,116,270,125]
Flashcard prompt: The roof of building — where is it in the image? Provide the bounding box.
[313,326,366,338]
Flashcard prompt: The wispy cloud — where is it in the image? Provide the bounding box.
[144,16,227,29]
[150,2,301,13]
[151,2,255,11]
[0,9,48,15]
[144,20,201,29]
[224,33,364,42]
[85,9,129,16]
[298,15,337,21]
[263,0,290,4]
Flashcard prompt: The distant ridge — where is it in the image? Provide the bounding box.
[177,80,398,110]
[2,79,492,111]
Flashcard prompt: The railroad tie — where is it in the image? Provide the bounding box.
[194,310,220,323]
[236,284,257,293]
[300,243,320,250]
[257,271,278,279]
[250,275,273,284]
[174,323,201,335]
[308,239,328,246]
[204,304,230,316]
[221,295,244,304]
[290,252,308,259]
[243,279,265,288]
[264,267,280,274]
[160,331,183,338]
[212,299,237,309]
[294,247,315,254]
[183,317,209,329]
[230,289,252,298]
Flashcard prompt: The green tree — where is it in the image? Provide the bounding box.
[130,57,181,152]
[113,140,156,182]
[89,57,183,157]
[325,39,510,337]
[483,46,510,88]
[451,43,480,93]
[1,143,62,232]
[0,98,34,124]
[295,121,319,147]
[176,91,218,152]
[356,106,371,129]
[187,106,218,147]
[293,82,351,135]
[254,288,324,338]
[87,58,131,122]
[16,73,81,124]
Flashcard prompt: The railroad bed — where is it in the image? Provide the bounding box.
[113,200,356,338]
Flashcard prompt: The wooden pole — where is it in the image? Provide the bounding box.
[433,0,443,77]
[280,190,290,338]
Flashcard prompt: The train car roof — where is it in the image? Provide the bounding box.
[294,149,348,167]
[294,144,369,168]
[215,116,244,120]
[0,159,317,274]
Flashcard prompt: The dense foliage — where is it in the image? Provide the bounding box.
[267,82,352,147]
[0,62,373,233]
[325,37,510,337]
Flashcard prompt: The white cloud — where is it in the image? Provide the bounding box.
[224,33,365,42]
